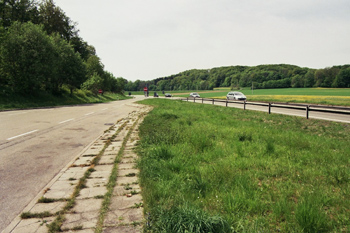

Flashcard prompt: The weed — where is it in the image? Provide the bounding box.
[295,194,330,232]
[238,132,252,142]
[21,211,52,219]
[133,202,143,208]
[126,172,137,177]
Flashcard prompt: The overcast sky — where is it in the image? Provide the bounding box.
[54,0,350,81]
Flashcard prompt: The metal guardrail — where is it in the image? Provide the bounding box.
[182,97,350,119]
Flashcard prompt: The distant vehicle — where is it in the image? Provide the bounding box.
[226,91,246,100]
[165,93,172,97]
[154,92,159,97]
[190,92,200,98]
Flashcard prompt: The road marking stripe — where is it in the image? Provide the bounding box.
[85,112,94,116]
[7,130,38,140]
[59,118,74,124]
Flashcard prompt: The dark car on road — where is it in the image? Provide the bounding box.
[165,93,172,97]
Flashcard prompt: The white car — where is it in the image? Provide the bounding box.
[226,92,246,100]
[190,92,200,98]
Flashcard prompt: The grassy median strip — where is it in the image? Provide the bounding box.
[46,121,128,232]
[95,116,141,233]
[137,99,350,233]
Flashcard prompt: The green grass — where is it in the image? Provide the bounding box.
[0,87,129,111]
[137,99,350,233]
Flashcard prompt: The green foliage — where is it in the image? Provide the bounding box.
[0,87,128,110]
[81,72,103,94]
[0,0,124,101]
[125,64,350,91]
[1,21,55,94]
[146,205,231,233]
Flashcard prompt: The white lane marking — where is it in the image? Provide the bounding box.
[7,130,39,140]
[59,118,74,124]
[85,112,94,116]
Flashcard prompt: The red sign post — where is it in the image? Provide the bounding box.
[143,87,148,92]
[98,89,103,94]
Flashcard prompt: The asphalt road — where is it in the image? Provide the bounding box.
[183,98,350,124]
[0,96,145,232]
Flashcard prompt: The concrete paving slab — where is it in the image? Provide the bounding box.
[72,198,103,212]
[109,195,142,210]
[86,177,108,188]
[11,217,54,233]
[117,176,138,186]
[68,229,95,233]
[103,223,142,233]
[82,147,102,156]
[44,185,75,199]
[58,167,89,181]
[94,164,114,172]
[61,199,103,230]
[72,156,93,166]
[120,158,136,164]
[118,163,136,170]
[113,185,141,196]
[89,171,111,179]
[77,187,107,199]
[48,180,76,190]
[106,141,123,149]
[30,202,66,214]
[61,212,99,230]
[104,207,143,226]
[98,155,116,165]
[118,169,139,177]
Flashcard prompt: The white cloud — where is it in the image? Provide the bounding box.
[55,0,350,81]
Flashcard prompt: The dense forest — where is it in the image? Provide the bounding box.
[0,0,126,96]
[125,64,350,92]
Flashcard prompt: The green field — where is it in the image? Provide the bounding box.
[137,98,350,232]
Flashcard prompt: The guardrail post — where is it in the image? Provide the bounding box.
[187,97,188,102]
[212,99,214,105]
[226,100,228,107]
[244,101,246,110]
[268,103,271,114]
[194,98,196,103]
[202,98,204,103]
[306,105,309,119]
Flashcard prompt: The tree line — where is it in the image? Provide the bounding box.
[0,0,126,95]
[125,64,350,91]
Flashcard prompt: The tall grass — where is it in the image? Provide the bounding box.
[137,99,350,232]
[0,87,129,110]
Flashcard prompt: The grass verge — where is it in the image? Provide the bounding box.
[0,87,129,111]
[137,98,350,232]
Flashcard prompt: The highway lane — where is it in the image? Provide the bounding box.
[182,98,350,124]
[0,96,145,231]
